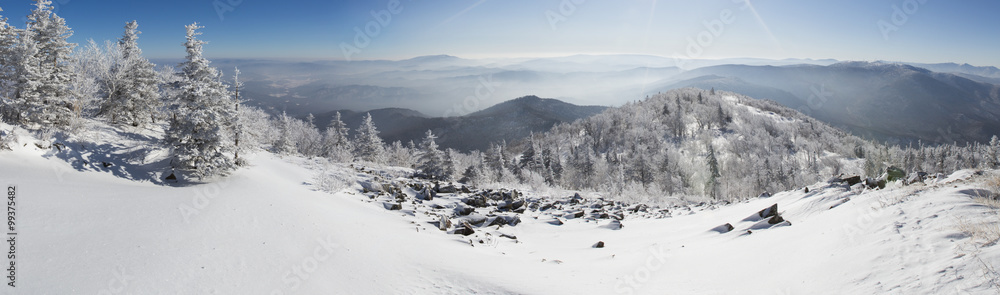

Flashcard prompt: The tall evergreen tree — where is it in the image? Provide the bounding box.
[322,111,351,159]
[21,0,77,127]
[164,23,237,178]
[0,7,17,104]
[231,67,248,165]
[354,113,384,163]
[9,27,43,124]
[706,144,721,199]
[418,130,446,179]
[272,111,296,155]
[99,20,161,127]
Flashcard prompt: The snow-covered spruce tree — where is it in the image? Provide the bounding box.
[385,140,415,167]
[0,7,18,105]
[443,148,458,180]
[99,20,161,127]
[354,113,384,163]
[321,111,352,161]
[164,23,237,178]
[20,0,77,128]
[8,27,43,124]
[297,113,323,156]
[705,143,721,199]
[417,130,447,179]
[271,111,296,155]
[231,67,249,165]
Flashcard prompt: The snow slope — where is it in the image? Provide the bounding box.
[4,127,1000,294]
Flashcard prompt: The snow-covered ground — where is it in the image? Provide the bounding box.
[3,125,1000,294]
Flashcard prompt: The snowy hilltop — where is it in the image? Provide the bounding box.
[3,122,1000,294]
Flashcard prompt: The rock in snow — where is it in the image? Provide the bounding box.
[712,223,735,233]
[383,202,402,211]
[758,203,779,219]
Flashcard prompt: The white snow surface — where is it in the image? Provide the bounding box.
[3,126,1000,294]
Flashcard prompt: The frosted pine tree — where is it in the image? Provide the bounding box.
[272,111,296,155]
[321,111,352,160]
[9,27,43,124]
[418,130,446,179]
[164,23,237,179]
[354,113,384,163]
[23,0,77,128]
[0,7,17,102]
[231,67,250,165]
[99,20,161,127]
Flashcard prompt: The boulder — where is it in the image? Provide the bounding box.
[905,172,928,185]
[417,186,435,201]
[359,180,384,193]
[865,178,886,189]
[487,216,508,227]
[382,202,402,211]
[464,214,488,226]
[593,241,605,248]
[497,200,515,211]
[603,220,624,230]
[164,173,178,182]
[841,176,862,186]
[463,196,488,208]
[454,205,475,216]
[758,203,779,219]
[453,222,475,236]
[757,191,771,198]
[438,215,451,231]
[767,214,785,225]
[506,215,521,226]
[436,184,459,194]
[510,199,525,211]
[628,204,649,213]
[548,218,564,226]
[712,223,735,233]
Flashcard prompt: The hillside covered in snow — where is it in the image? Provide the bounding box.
[3,120,1000,294]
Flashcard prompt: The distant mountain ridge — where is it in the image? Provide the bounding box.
[311,96,607,152]
[660,61,1000,145]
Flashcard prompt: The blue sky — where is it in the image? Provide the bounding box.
[1,0,998,67]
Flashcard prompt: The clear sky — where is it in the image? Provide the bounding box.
[1,0,998,67]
